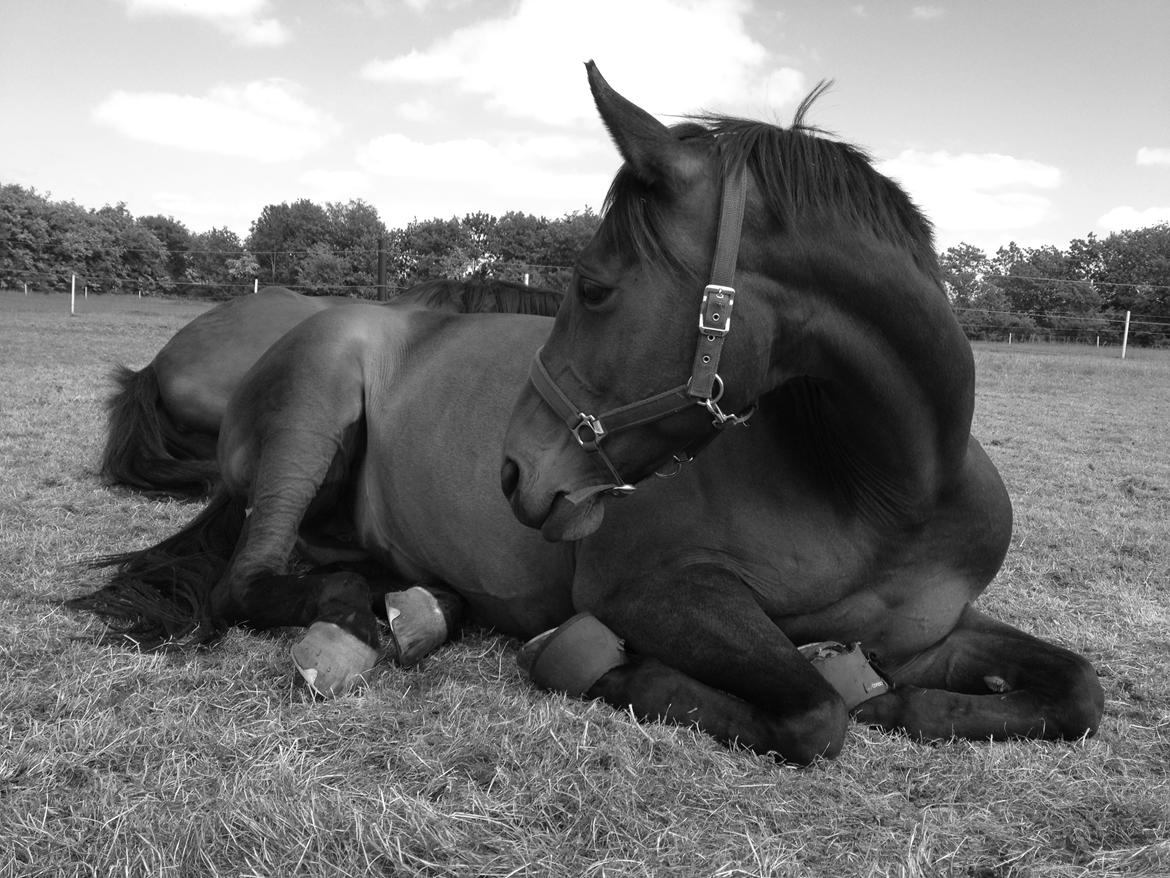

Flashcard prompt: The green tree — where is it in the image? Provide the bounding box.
[991,243,1100,333]
[391,216,480,286]
[298,241,347,292]
[138,214,192,283]
[323,199,387,296]
[0,184,53,288]
[939,243,993,309]
[189,227,248,298]
[247,199,331,286]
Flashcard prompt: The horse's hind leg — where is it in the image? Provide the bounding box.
[230,569,383,696]
[854,604,1103,741]
[236,571,464,695]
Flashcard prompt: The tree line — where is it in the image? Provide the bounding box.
[2,182,1168,345]
[940,229,1170,346]
[0,184,599,299]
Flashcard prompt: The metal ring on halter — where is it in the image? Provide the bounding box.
[654,451,694,479]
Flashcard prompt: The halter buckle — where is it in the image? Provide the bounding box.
[570,412,605,451]
[699,284,735,335]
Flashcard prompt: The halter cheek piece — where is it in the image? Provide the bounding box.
[528,166,757,505]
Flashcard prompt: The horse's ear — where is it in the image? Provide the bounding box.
[586,61,702,187]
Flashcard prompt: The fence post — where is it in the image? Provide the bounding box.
[377,237,387,301]
[254,278,259,295]
[1121,311,1131,359]
[70,274,76,315]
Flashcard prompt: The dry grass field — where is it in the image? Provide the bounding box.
[1,290,1168,877]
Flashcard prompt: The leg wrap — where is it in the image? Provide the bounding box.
[521,613,629,697]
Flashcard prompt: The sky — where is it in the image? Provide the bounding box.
[2,0,1168,256]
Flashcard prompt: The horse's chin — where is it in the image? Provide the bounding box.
[540,493,606,542]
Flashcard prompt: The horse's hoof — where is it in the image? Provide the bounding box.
[520,613,628,698]
[291,621,379,697]
[384,586,452,667]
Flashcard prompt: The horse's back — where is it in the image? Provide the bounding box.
[153,289,343,432]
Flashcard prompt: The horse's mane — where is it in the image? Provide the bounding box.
[599,83,940,281]
[393,278,564,316]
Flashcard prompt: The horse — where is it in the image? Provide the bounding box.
[71,64,1102,765]
[99,278,563,496]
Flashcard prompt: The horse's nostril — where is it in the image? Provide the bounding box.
[500,457,520,498]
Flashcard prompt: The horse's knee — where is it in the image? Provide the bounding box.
[769,694,848,766]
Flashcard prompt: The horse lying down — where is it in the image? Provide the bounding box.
[99,279,563,497]
[71,63,1102,765]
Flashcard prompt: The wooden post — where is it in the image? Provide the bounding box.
[376,237,387,301]
[70,274,76,315]
[524,272,530,286]
[254,278,259,295]
[1121,311,1131,359]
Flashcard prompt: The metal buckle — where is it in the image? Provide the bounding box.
[699,284,734,335]
[570,412,605,451]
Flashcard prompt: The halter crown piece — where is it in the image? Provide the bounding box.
[528,165,756,506]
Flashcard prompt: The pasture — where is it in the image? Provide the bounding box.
[1,289,1167,877]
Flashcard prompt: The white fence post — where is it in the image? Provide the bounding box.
[1121,310,1131,359]
[254,278,259,294]
[70,274,76,315]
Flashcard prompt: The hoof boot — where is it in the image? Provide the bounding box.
[384,586,453,667]
[291,621,378,697]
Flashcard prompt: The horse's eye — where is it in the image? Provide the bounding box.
[578,278,612,306]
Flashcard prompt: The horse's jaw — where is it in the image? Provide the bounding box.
[539,492,607,542]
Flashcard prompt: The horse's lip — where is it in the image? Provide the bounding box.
[540,492,606,542]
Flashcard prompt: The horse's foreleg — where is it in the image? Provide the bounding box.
[854,604,1103,741]
[566,565,848,765]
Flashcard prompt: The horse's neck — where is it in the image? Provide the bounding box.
[760,252,974,522]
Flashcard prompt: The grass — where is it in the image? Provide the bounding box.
[1,290,1168,877]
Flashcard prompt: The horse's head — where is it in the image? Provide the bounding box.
[501,62,772,541]
[501,61,945,541]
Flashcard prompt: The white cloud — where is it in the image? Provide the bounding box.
[357,133,602,184]
[93,80,340,162]
[1098,205,1170,231]
[1137,147,1170,167]
[396,99,439,123]
[879,150,1061,234]
[355,131,611,223]
[298,169,373,200]
[361,0,804,126]
[909,6,945,20]
[122,0,290,46]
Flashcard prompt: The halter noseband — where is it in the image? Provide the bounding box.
[528,166,756,506]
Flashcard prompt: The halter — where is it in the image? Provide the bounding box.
[528,165,757,506]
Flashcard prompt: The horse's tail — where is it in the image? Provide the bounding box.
[100,363,219,496]
[67,489,248,647]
